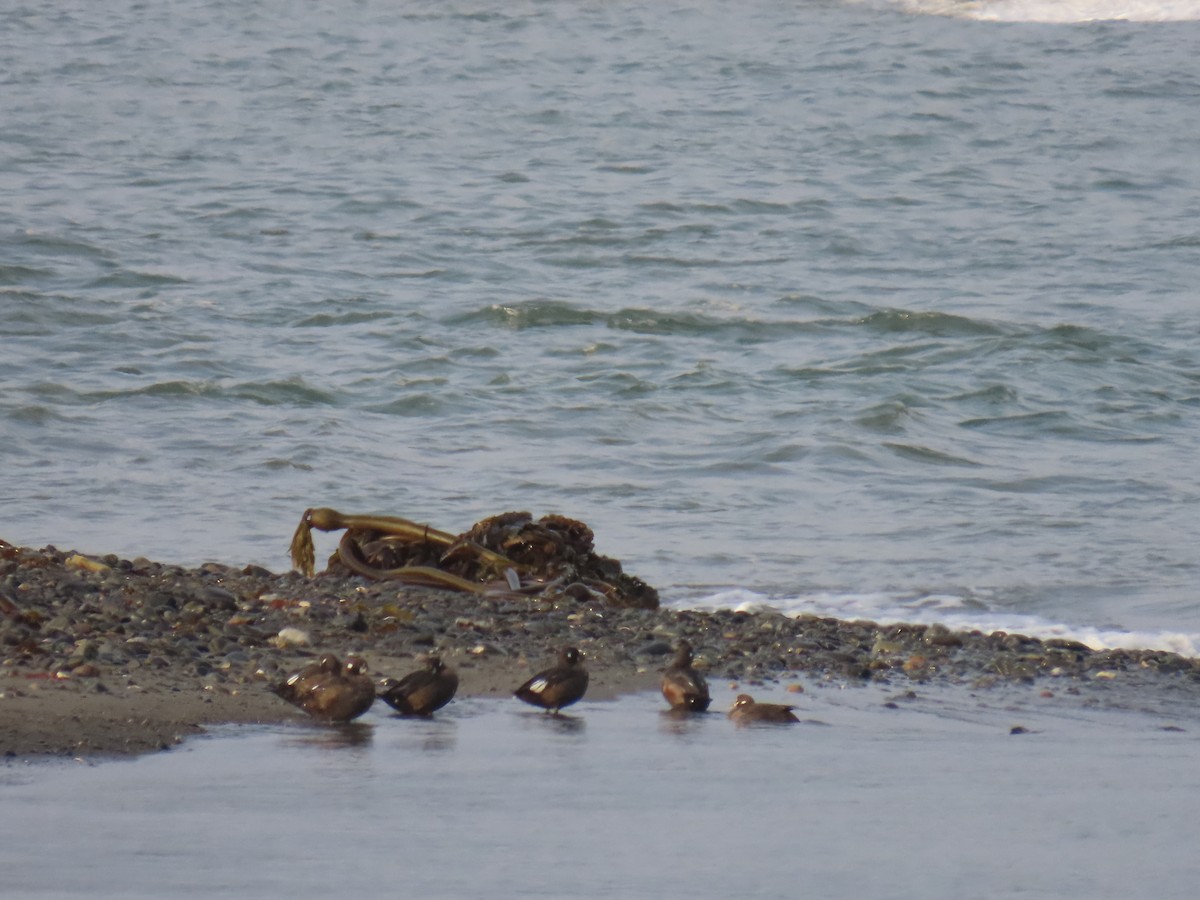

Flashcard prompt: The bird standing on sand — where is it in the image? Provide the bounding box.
[728,693,799,725]
[515,646,589,713]
[379,655,459,717]
[661,639,711,712]
[272,654,376,722]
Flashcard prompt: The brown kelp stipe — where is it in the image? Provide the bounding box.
[290,508,517,590]
[288,507,660,609]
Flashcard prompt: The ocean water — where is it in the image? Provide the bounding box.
[4,0,1200,652]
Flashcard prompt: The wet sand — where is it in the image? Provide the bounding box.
[3,541,1200,760]
[0,655,660,758]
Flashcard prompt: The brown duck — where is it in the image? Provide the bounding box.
[661,640,711,712]
[728,693,799,725]
[379,655,459,717]
[272,654,376,723]
[515,646,589,713]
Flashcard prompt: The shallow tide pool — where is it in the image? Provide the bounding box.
[3,685,1197,899]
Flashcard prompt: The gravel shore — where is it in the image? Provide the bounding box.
[4,540,1200,760]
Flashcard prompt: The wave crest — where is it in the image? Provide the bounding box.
[879,0,1200,22]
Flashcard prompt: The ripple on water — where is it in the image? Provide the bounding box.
[2,0,1200,632]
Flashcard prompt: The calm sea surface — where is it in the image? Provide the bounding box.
[4,0,1200,643]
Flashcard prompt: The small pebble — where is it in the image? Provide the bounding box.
[272,627,311,648]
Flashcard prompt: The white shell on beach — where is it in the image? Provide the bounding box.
[272,627,312,649]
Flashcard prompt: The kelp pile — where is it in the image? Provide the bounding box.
[289,508,659,609]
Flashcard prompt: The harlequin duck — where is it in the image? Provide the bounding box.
[661,639,711,712]
[728,693,799,725]
[514,646,588,713]
[379,655,459,717]
[272,654,376,722]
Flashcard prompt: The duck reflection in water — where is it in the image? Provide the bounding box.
[522,709,586,735]
[285,721,374,752]
[658,706,709,738]
[392,716,460,753]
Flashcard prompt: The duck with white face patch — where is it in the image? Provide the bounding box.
[379,655,459,717]
[661,639,711,712]
[271,654,376,723]
[728,694,799,726]
[514,646,589,713]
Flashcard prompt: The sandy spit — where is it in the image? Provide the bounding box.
[3,541,1199,760]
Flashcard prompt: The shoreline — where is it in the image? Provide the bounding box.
[4,541,1200,761]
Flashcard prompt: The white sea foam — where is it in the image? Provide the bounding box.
[879,0,1200,21]
[670,589,1200,657]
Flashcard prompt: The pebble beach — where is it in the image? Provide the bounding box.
[4,538,1200,761]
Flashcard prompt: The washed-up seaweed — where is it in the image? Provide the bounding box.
[289,508,659,609]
